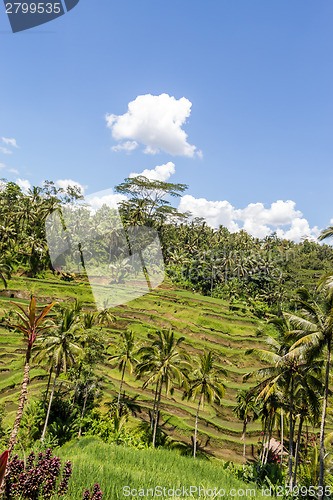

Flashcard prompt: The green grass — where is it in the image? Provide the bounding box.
[57,437,264,499]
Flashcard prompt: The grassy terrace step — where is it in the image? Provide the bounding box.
[0,274,270,462]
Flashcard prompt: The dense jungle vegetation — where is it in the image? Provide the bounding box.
[0,177,332,499]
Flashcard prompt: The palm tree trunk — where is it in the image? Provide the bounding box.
[43,366,53,410]
[78,386,88,438]
[41,367,59,442]
[293,415,304,488]
[152,381,162,448]
[264,413,273,465]
[150,384,159,429]
[288,377,294,489]
[281,408,284,470]
[194,394,203,459]
[8,347,31,456]
[242,417,248,469]
[318,336,331,499]
[117,361,127,409]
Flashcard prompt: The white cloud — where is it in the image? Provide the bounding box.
[2,137,19,148]
[111,141,138,153]
[9,168,19,174]
[55,179,87,195]
[129,162,175,182]
[276,219,320,242]
[85,189,127,211]
[179,195,240,232]
[16,178,31,193]
[0,163,5,169]
[0,147,12,155]
[178,195,318,242]
[106,93,200,157]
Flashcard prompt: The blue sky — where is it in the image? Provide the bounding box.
[1,0,333,241]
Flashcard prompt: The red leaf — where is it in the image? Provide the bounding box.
[0,450,8,487]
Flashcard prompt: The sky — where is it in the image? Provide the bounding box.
[1,0,333,242]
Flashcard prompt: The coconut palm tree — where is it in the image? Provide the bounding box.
[35,308,82,442]
[109,329,139,409]
[186,350,225,458]
[245,318,321,487]
[137,329,190,447]
[7,297,56,455]
[284,283,333,496]
[233,390,259,467]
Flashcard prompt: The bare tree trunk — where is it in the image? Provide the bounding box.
[152,381,162,448]
[117,362,127,409]
[194,394,203,459]
[318,336,331,500]
[41,367,59,442]
[78,386,89,438]
[293,415,304,488]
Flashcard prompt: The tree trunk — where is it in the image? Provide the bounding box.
[242,417,248,468]
[194,394,203,459]
[280,408,284,470]
[78,386,88,438]
[318,336,331,499]
[288,377,294,489]
[150,385,159,429]
[264,413,273,465]
[117,361,127,409]
[8,347,31,456]
[43,366,53,410]
[293,415,304,488]
[152,381,162,448]
[41,367,59,442]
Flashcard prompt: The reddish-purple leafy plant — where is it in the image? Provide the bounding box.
[3,448,71,499]
[82,483,103,500]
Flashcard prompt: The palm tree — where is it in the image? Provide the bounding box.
[285,284,333,496]
[35,308,82,442]
[137,329,190,447]
[7,298,55,455]
[109,329,139,409]
[233,390,259,467]
[186,350,225,458]
[245,319,321,487]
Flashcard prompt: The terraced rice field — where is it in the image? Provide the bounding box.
[0,273,269,463]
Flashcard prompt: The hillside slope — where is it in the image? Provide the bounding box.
[0,274,268,462]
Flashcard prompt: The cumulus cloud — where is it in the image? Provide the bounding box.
[17,178,31,193]
[129,162,175,182]
[178,195,318,242]
[85,189,127,212]
[9,168,19,174]
[0,147,12,155]
[55,179,87,195]
[106,93,200,157]
[2,137,19,148]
